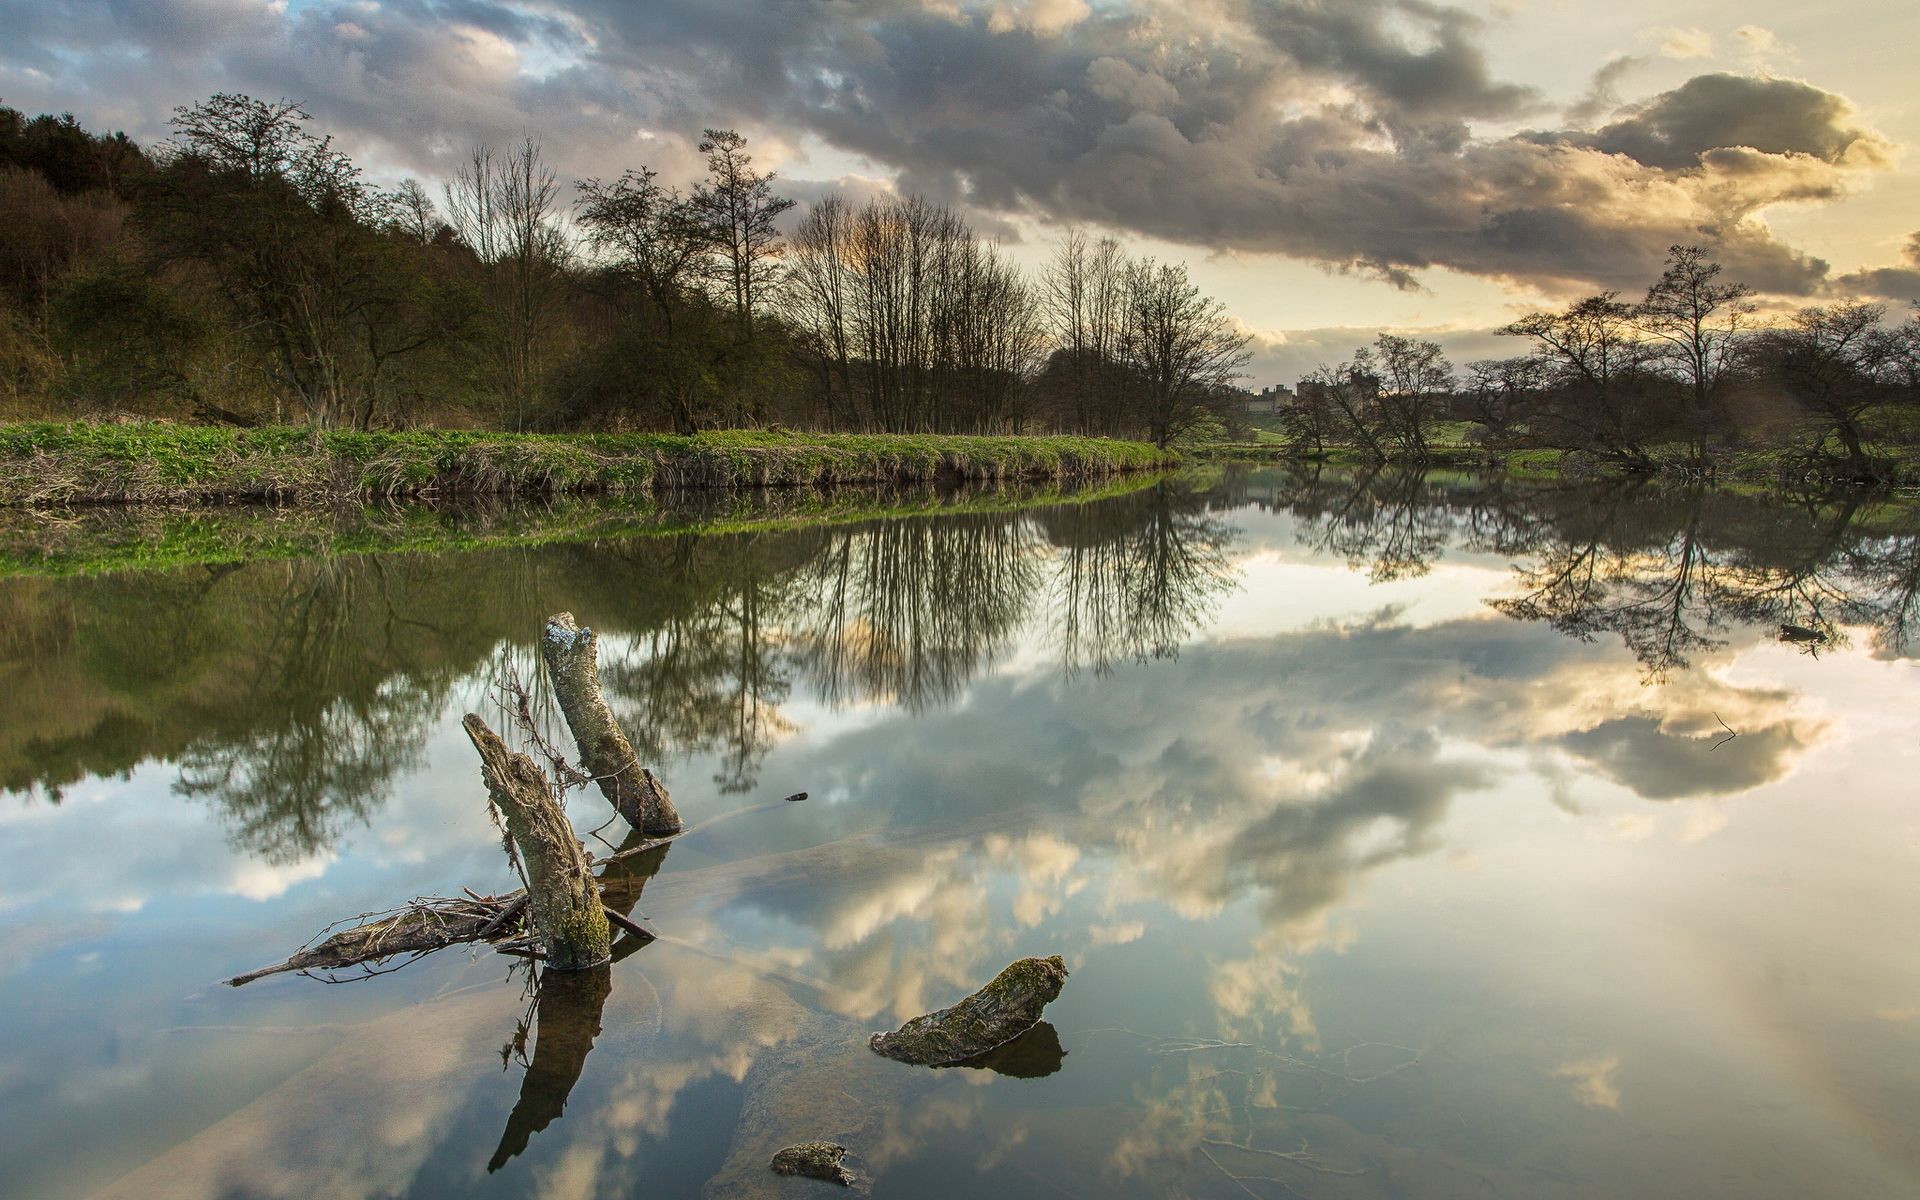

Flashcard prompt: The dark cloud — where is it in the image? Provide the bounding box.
[0,1,1895,295]
[1561,73,1891,171]
[1835,233,1920,303]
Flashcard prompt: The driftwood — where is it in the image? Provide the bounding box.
[224,894,519,986]
[223,827,673,986]
[542,612,683,834]
[868,955,1068,1066]
[464,713,611,971]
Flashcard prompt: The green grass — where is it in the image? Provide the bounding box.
[0,472,1168,577]
[0,423,1173,508]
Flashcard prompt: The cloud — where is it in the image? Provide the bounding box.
[0,3,1898,302]
[1554,1054,1623,1109]
[1733,25,1793,71]
[1642,26,1714,61]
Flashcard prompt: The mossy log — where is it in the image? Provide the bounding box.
[541,612,683,835]
[463,712,611,971]
[868,955,1069,1066]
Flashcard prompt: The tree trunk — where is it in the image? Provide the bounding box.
[463,713,611,971]
[540,612,684,834]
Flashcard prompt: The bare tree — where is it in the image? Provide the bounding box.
[1371,333,1454,461]
[1299,356,1388,460]
[1758,301,1897,480]
[1120,259,1250,448]
[146,94,440,429]
[1499,292,1652,466]
[444,139,569,426]
[574,168,714,434]
[1636,244,1755,445]
[391,179,438,245]
[784,195,856,425]
[1464,356,1547,444]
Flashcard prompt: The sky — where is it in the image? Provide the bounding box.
[2,0,1916,387]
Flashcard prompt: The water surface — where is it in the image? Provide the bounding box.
[3,470,1917,1198]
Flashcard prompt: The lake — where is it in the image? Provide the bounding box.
[2,468,1917,1199]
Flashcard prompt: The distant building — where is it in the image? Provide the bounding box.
[1236,384,1294,415]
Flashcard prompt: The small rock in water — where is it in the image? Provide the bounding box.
[770,1141,855,1186]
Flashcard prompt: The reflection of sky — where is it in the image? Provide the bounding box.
[3,496,1918,1199]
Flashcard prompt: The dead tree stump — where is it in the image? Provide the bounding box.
[463,713,611,971]
[541,612,683,835]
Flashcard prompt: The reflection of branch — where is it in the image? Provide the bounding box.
[1710,712,1738,753]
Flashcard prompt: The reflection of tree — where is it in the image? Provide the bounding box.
[599,534,803,794]
[790,514,1042,711]
[1040,482,1239,675]
[1487,483,1920,677]
[1293,467,1455,583]
[488,964,615,1173]
[488,830,666,1173]
[170,559,451,861]
[9,473,1916,864]
[1493,488,1725,680]
[1203,465,1920,678]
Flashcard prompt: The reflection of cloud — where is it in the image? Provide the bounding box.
[1558,713,1810,801]
[1554,1054,1623,1110]
[691,604,1829,1048]
[226,853,335,901]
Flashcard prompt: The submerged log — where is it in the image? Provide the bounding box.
[868,955,1069,1066]
[463,712,611,971]
[541,612,683,835]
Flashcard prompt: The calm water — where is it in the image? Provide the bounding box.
[3,470,1917,1199]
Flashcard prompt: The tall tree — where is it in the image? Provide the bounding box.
[1370,333,1454,461]
[574,167,715,433]
[691,129,794,336]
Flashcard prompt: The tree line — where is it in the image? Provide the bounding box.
[1286,245,1920,481]
[0,95,1247,444]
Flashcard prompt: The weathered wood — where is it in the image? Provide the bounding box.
[463,712,611,971]
[868,955,1069,1066]
[223,837,675,986]
[540,611,684,834]
[225,900,505,986]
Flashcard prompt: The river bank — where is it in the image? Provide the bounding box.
[0,423,1171,508]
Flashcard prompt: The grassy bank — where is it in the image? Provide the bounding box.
[0,472,1167,577]
[0,423,1171,508]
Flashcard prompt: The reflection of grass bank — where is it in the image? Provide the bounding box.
[0,473,1167,577]
[1202,438,1920,488]
[0,423,1169,507]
